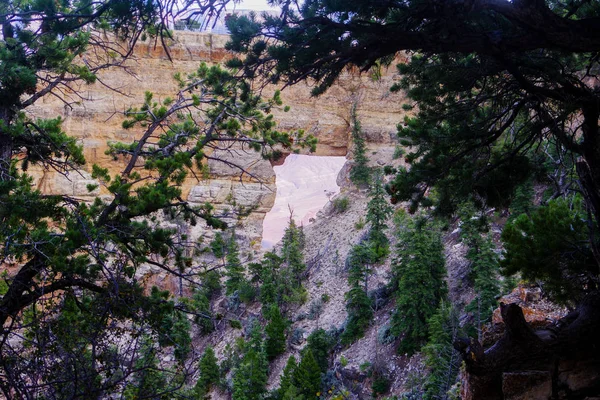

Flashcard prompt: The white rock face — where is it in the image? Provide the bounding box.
[262,154,347,248]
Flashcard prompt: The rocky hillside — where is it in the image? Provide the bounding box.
[25,30,594,400]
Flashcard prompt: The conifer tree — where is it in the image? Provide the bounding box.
[509,179,535,221]
[123,338,177,400]
[304,329,333,373]
[0,4,318,391]
[422,303,461,400]
[501,196,596,304]
[265,304,287,360]
[467,237,501,334]
[349,103,370,186]
[391,214,447,355]
[252,251,283,306]
[279,356,298,398]
[225,233,246,295]
[366,171,393,260]
[232,322,268,400]
[189,288,215,334]
[282,384,306,400]
[211,232,227,260]
[195,347,220,397]
[293,350,322,399]
[341,243,376,345]
[457,202,501,333]
[282,217,306,285]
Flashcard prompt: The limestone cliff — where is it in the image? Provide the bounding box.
[27,30,407,252]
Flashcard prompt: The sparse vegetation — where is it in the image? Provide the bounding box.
[332,196,350,213]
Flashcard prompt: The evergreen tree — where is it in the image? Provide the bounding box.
[265,304,287,360]
[423,303,461,400]
[0,2,318,392]
[509,179,535,221]
[170,312,192,362]
[227,0,600,304]
[251,252,283,306]
[190,289,215,334]
[282,217,306,285]
[304,329,333,373]
[227,0,600,233]
[195,347,220,397]
[366,171,393,260]
[293,350,322,399]
[123,338,178,400]
[211,232,227,260]
[391,214,447,355]
[341,243,376,345]
[282,384,306,400]
[232,322,268,400]
[279,356,298,398]
[349,103,370,186]
[501,196,597,304]
[457,202,501,333]
[225,233,246,295]
[466,237,501,334]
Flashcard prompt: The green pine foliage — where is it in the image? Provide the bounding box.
[341,171,392,345]
[457,202,501,331]
[195,347,220,397]
[304,329,333,373]
[249,217,308,310]
[341,243,376,345]
[124,339,181,400]
[232,322,269,400]
[282,384,306,400]
[225,0,600,332]
[391,214,448,355]
[211,232,227,259]
[282,217,306,285]
[186,287,215,334]
[366,171,394,260]
[0,3,320,392]
[349,103,371,186]
[467,237,501,330]
[509,179,535,220]
[501,196,597,304]
[265,304,287,360]
[422,303,461,400]
[293,349,323,399]
[225,233,246,295]
[279,356,298,398]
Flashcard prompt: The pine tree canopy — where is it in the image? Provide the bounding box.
[0,1,316,396]
[226,0,600,290]
[392,214,447,355]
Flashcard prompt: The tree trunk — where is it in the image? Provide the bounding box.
[0,106,13,181]
[455,294,600,399]
[578,105,600,268]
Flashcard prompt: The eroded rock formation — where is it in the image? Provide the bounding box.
[27,30,407,250]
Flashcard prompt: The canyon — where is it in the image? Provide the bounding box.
[26,30,408,254]
[22,30,599,399]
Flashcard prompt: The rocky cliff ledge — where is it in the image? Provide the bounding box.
[27,30,408,251]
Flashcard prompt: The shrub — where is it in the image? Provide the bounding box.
[290,328,305,345]
[355,217,366,230]
[372,374,391,397]
[332,196,349,213]
[393,145,405,159]
[308,299,323,320]
[229,320,242,329]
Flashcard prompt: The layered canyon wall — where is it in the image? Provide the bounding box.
[27,31,408,251]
